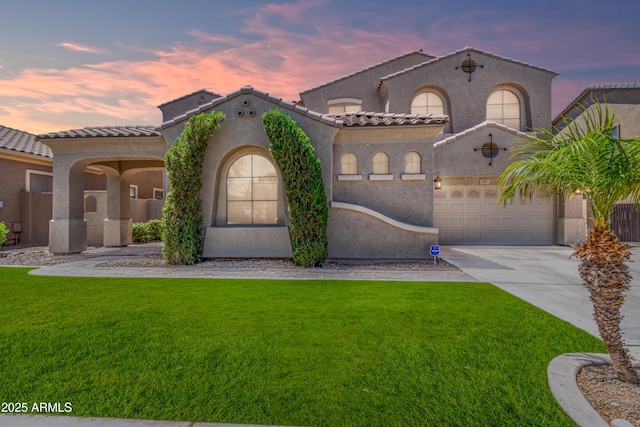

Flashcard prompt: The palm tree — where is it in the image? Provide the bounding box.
[498,101,640,384]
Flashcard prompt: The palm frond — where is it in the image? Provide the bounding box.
[499,100,640,228]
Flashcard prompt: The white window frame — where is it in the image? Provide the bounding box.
[338,152,362,181]
[401,152,426,181]
[153,188,164,200]
[226,153,279,225]
[486,86,524,130]
[25,169,53,193]
[369,152,393,181]
[129,185,138,199]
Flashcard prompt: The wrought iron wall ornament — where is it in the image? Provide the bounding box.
[474,133,506,166]
[455,52,484,82]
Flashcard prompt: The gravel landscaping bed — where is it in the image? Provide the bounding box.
[0,245,102,266]
[0,245,459,271]
[95,255,460,271]
[578,364,640,426]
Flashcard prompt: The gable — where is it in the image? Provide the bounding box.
[299,50,434,113]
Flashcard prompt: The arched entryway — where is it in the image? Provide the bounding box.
[39,128,166,254]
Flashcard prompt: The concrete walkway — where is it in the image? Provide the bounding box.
[11,243,640,426]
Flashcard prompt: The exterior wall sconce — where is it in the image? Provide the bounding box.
[434,172,443,190]
[573,188,582,195]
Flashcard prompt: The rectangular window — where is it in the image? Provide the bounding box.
[25,169,53,193]
[153,188,164,200]
[612,124,620,139]
[129,185,138,199]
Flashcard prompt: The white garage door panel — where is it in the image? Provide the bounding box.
[434,186,554,245]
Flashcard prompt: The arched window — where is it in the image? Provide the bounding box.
[404,152,421,174]
[372,152,389,174]
[226,154,278,225]
[411,91,444,115]
[341,153,358,175]
[487,89,521,129]
[328,98,362,114]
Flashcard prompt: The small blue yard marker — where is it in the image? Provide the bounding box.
[430,245,440,265]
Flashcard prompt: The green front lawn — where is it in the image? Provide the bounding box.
[0,267,603,426]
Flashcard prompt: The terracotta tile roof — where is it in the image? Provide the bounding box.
[0,125,52,158]
[332,111,449,127]
[160,86,449,130]
[157,88,221,108]
[38,126,161,139]
[299,50,434,96]
[433,120,534,150]
[381,46,558,84]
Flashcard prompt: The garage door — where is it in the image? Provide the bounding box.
[433,186,554,245]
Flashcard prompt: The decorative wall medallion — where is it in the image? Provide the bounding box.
[455,52,484,82]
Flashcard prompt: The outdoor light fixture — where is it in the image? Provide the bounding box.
[433,172,443,190]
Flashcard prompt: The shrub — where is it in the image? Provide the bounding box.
[132,219,165,243]
[261,109,328,267]
[0,221,8,247]
[162,112,225,265]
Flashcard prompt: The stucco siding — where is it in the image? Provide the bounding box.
[327,207,437,259]
[300,52,432,113]
[384,52,554,133]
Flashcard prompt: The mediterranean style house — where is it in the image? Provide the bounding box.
[36,46,598,258]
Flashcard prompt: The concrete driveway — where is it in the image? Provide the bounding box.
[441,245,640,359]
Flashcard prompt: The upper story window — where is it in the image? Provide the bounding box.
[372,152,389,175]
[327,98,362,114]
[341,153,358,175]
[227,154,278,225]
[486,88,521,130]
[411,91,444,115]
[404,152,421,174]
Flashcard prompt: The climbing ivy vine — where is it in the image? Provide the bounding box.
[162,111,225,265]
[262,109,328,267]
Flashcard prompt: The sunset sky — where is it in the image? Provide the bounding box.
[1,0,639,134]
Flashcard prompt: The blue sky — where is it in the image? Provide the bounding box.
[0,0,638,133]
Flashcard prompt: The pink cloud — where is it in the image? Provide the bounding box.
[57,42,108,55]
[0,2,429,134]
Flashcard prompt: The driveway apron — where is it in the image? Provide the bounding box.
[441,245,640,360]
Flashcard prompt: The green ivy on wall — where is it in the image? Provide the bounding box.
[262,109,328,267]
[162,111,225,265]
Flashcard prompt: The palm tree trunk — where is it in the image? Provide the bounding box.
[573,225,639,384]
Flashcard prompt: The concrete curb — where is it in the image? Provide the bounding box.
[547,353,636,427]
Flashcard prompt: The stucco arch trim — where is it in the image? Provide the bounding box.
[202,145,292,259]
[410,85,452,132]
[487,83,532,131]
[213,146,287,227]
[331,201,438,235]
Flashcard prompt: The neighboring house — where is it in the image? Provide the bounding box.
[0,126,54,244]
[42,46,591,257]
[0,125,163,246]
[553,84,640,242]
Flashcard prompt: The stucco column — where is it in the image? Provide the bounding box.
[103,174,132,247]
[49,162,87,254]
[556,193,587,245]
